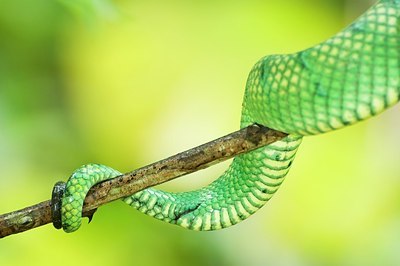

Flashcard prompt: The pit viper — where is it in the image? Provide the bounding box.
[59,0,400,233]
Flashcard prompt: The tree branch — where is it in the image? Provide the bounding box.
[0,124,287,238]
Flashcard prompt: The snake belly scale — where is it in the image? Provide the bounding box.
[60,0,400,233]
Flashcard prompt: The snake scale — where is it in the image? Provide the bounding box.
[59,0,400,233]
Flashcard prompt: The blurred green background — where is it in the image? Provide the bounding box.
[1,0,399,265]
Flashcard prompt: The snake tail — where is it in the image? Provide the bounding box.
[61,164,121,233]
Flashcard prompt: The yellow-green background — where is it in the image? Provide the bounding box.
[1,0,399,265]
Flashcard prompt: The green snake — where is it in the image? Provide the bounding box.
[58,0,400,233]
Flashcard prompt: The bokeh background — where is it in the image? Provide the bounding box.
[1,0,399,265]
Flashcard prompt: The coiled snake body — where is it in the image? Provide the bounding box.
[60,0,400,232]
